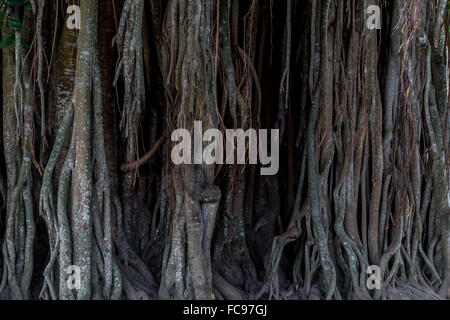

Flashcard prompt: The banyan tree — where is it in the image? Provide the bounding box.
[0,0,448,300]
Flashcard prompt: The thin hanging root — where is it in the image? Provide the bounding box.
[20,178,35,300]
[220,0,243,129]
[234,44,262,125]
[3,142,34,300]
[120,137,165,172]
[92,48,123,299]
[113,0,133,50]
[35,0,46,147]
[56,128,76,300]
[308,87,336,299]
[114,0,145,144]
[38,103,74,299]
[265,230,300,299]
[39,233,59,300]
[259,154,306,299]
[39,105,74,235]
